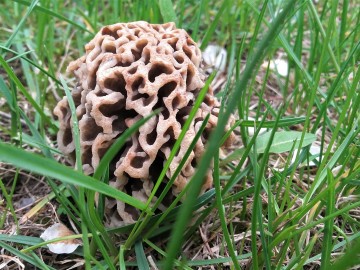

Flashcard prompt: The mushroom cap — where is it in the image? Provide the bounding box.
[54,21,234,225]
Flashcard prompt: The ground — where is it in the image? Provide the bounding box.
[0,1,359,269]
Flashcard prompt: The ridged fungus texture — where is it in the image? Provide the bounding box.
[54,21,234,225]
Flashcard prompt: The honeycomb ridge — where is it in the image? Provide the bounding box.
[54,21,234,225]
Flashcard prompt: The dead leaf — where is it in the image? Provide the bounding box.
[40,223,81,254]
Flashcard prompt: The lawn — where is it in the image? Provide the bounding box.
[0,0,359,269]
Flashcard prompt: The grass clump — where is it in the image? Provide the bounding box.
[0,0,359,269]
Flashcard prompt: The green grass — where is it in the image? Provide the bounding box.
[0,0,359,269]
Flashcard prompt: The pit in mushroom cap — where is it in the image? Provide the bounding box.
[54,21,234,225]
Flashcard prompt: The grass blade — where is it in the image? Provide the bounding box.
[93,110,160,180]
[320,169,335,269]
[135,241,150,270]
[305,124,359,201]
[256,131,316,154]
[12,0,92,33]
[200,0,229,50]
[124,74,215,249]
[214,148,241,270]
[158,0,178,24]
[5,0,39,47]
[331,238,360,269]
[0,142,146,210]
[0,241,55,270]
[163,1,298,268]
[0,55,56,130]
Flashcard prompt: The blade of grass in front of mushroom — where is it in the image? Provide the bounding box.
[91,109,161,226]
[143,114,211,238]
[60,76,82,172]
[61,76,101,261]
[92,110,161,181]
[124,73,215,249]
[0,143,148,210]
[62,75,99,253]
[61,76,128,261]
[163,1,298,268]
[106,188,215,236]
[86,110,160,254]
[179,16,269,266]
[0,146,119,266]
[45,184,116,268]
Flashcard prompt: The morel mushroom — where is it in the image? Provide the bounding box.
[54,21,234,225]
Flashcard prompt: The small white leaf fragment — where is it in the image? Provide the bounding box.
[202,44,227,74]
[263,59,289,77]
[246,117,267,136]
[291,144,322,167]
[40,223,81,254]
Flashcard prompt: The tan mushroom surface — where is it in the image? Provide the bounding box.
[54,21,234,225]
